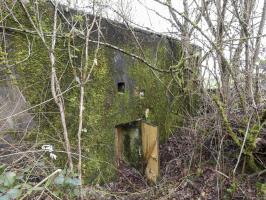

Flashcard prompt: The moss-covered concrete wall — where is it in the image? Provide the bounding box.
[0,1,199,183]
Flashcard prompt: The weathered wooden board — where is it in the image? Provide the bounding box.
[141,122,159,183]
[115,127,122,167]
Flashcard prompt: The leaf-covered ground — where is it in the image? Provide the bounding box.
[86,129,266,200]
[0,126,265,199]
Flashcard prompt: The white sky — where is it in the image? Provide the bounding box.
[61,0,266,88]
[62,0,266,46]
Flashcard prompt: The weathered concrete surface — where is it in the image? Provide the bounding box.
[0,1,200,182]
[0,85,34,148]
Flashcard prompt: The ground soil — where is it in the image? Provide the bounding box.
[95,129,266,200]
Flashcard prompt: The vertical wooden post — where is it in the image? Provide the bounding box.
[115,127,122,167]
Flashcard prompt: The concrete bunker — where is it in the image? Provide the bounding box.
[0,1,201,182]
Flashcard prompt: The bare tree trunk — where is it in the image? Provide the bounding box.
[243,0,255,106]
[253,0,266,103]
[77,15,98,194]
[216,0,229,105]
[77,84,84,187]
[50,3,73,171]
[19,0,74,171]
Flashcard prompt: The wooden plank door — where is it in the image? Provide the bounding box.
[141,122,159,183]
[115,127,123,167]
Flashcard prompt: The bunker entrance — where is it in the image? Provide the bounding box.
[115,119,159,183]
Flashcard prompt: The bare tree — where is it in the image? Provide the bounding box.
[18,0,74,171]
[148,0,266,172]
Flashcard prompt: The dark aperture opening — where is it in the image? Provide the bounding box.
[117,82,125,93]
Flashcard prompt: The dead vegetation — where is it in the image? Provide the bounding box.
[0,108,266,199]
[82,122,266,200]
[106,125,260,199]
[1,0,266,199]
